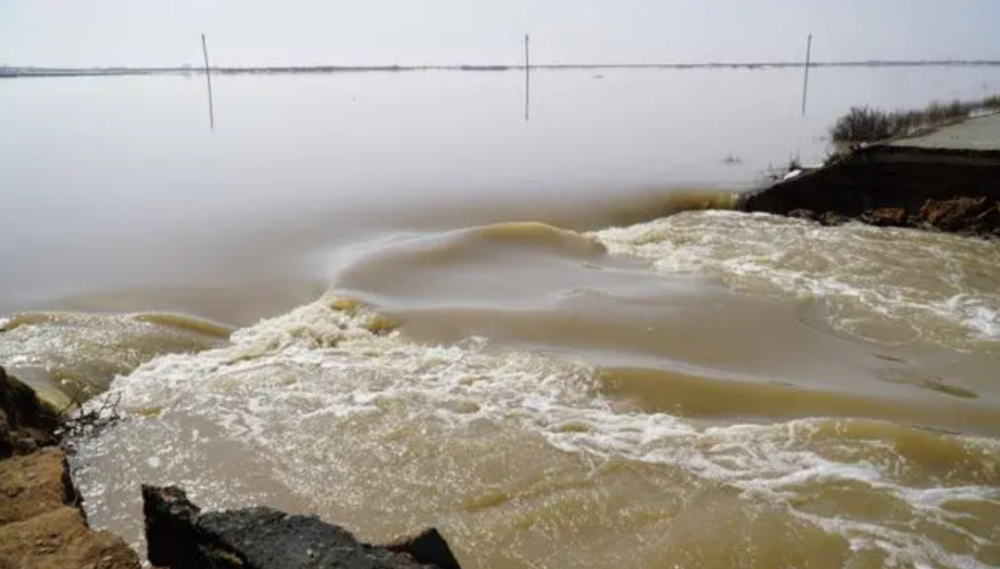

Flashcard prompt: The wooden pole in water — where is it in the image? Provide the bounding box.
[801,34,812,116]
[202,33,215,130]
[525,34,530,72]
[524,34,531,122]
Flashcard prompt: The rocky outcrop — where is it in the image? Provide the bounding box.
[383,529,463,569]
[2,364,465,569]
[0,366,59,457]
[919,196,1000,232]
[0,506,140,569]
[0,449,80,526]
[0,365,141,569]
[860,207,908,227]
[738,145,1000,237]
[143,485,463,569]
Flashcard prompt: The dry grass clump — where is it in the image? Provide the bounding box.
[831,94,1000,144]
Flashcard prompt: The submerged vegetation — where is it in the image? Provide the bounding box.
[831,93,1000,144]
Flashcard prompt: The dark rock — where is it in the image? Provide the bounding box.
[384,529,463,569]
[142,485,204,568]
[143,485,463,569]
[818,212,848,226]
[861,207,907,227]
[0,365,59,459]
[974,202,1000,225]
[787,209,816,221]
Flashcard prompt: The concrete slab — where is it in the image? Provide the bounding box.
[889,112,1000,151]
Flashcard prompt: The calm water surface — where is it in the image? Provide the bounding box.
[2,67,1000,568]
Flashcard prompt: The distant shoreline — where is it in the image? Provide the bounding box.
[3,60,1000,78]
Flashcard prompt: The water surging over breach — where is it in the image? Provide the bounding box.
[593,211,1000,351]
[73,297,1000,569]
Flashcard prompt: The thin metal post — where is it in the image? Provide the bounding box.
[801,34,812,116]
[524,34,531,122]
[202,33,215,130]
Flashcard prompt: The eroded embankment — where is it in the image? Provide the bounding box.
[739,144,1000,238]
[0,365,141,568]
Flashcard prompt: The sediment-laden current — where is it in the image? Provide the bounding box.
[16,210,990,569]
[3,69,1000,569]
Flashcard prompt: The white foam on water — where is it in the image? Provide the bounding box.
[591,211,1000,351]
[0,311,226,396]
[938,295,1000,341]
[76,295,1000,567]
[803,513,990,569]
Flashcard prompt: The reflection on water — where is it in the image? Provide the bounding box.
[3,67,1000,568]
[3,66,1000,321]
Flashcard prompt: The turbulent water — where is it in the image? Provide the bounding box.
[51,213,1000,569]
[3,68,1000,568]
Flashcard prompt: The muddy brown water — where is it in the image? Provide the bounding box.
[2,68,1000,568]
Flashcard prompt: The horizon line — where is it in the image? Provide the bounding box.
[3,59,1000,77]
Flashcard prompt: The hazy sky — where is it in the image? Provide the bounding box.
[2,0,999,67]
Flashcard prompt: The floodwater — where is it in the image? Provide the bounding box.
[2,67,1000,568]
